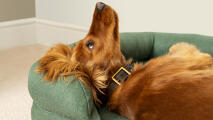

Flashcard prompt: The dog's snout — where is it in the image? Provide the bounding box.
[96,2,105,11]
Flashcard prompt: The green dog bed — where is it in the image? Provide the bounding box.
[28,32,213,120]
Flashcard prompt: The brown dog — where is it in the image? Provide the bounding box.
[36,2,213,120]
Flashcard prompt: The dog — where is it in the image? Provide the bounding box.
[36,2,213,120]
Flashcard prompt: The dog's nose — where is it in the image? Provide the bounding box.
[96,2,105,11]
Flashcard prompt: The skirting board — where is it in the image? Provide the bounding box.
[0,18,89,50]
[35,19,88,46]
[0,18,36,50]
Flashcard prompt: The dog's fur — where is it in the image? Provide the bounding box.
[36,3,213,120]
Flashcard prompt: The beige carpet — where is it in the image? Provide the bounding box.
[0,44,48,120]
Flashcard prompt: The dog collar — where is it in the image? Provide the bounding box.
[112,63,134,85]
[106,63,134,97]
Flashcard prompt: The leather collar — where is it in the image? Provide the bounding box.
[107,63,134,96]
[112,63,134,85]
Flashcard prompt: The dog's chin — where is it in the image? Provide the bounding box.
[90,4,117,33]
[99,7,116,25]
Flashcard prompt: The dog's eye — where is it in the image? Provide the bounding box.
[86,40,94,50]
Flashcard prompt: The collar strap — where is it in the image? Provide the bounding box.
[112,63,134,85]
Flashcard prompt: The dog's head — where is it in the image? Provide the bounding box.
[36,3,127,105]
[73,2,124,69]
[71,2,128,104]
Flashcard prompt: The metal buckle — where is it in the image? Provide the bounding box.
[112,67,131,85]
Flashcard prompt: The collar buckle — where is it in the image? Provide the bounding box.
[112,67,131,85]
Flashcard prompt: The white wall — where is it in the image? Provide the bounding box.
[36,0,213,35]
[0,19,36,50]
[35,0,118,29]
[35,19,87,46]
[1,0,212,49]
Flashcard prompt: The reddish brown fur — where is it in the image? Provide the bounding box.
[36,4,128,105]
[36,3,213,120]
[108,45,213,120]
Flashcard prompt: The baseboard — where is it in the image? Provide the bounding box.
[0,18,36,50]
[35,19,88,32]
[0,18,89,50]
[0,18,36,28]
[35,18,88,46]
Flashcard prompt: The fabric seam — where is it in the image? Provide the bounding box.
[33,101,73,120]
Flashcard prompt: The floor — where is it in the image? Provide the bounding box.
[0,44,48,120]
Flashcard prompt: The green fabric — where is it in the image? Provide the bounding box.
[28,32,213,120]
[29,63,102,120]
[151,32,213,57]
[120,32,154,61]
[99,107,128,120]
[31,103,71,120]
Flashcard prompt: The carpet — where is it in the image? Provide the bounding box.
[0,44,48,120]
